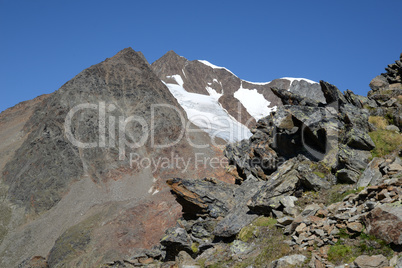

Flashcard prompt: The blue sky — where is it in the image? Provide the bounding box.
[0,0,401,112]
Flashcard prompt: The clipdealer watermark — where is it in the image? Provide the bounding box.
[63,100,340,169]
[129,152,230,173]
[64,102,254,160]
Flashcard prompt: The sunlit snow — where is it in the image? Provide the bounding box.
[197,60,236,76]
[164,75,251,142]
[234,82,277,120]
[281,77,317,85]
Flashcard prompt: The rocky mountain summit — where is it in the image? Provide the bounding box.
[0,48,228,267]
[100,55,402,268]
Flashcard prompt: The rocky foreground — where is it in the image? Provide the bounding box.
[83,56,402,268]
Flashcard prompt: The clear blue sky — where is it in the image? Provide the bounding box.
[1,0,401,112]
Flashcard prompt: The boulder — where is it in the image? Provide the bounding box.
[160,227,193,260]
[354,254,389,268]
[357,158,384,188]
[363,203,402,245]
[213,179,264,237]
[166,177,237,218]
[269,254,307,268]
[369,75,390,93]
[386,124,400,132]
[271,86,321,107]
[320,80,348,106]
[345,128,375,150]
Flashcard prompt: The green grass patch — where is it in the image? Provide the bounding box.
[191,242,199,253]
[328,244,353,263]
[328,228,394,265]
[238,225,258,242]
[253,217,277,228]
[369,130,402,157]
[326,185,363,205]
[313,171,326,178]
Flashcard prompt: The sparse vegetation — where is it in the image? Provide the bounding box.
[253,216,277,228]
[191,242,199,253]
[369,129,402,157]
[328,228,394,265]
[369,116,388,129]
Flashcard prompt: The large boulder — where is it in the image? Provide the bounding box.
[363,203,402,245]
[354,254,389,268]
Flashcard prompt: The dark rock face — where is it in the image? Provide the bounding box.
[3,47,186,214]
[289,80,325,103]
[225,81,374,184]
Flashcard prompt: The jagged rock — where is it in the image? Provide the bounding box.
[246,157,321,215]
[269,254,307,268]
[175,251,199,268]
[160,227,193,260]
[363,203,402,245]
[271,87,321,107]
[320,80,348,106]
[166,177,237,218]
[357,158,385,188]
[345,89,366,108]
[289,79,326,103]
[345,128,375,150]
[354,254,389,268]
[277,216,294,226]
[337,168,361,184]
[213,179,264,237]
[369,75,390,93]
[337,145,371,182]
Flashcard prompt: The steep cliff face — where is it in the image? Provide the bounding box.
[0,48,228,267]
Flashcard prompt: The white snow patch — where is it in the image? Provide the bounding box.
[234,82,277,120]
[198,60,236,76]
[148,186,154,194]
[241,80,272,85]
[281,77,317,85]
[205,86,223,99]
[164,75,251,142]
[166,75,184,87]
[213,79,219,83]
[152,189,159,195]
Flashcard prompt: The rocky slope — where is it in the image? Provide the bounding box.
[0,48,230,267]
[99,58,402,267]
[151,51,324,142]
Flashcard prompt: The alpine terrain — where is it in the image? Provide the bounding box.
[0,49,401,268]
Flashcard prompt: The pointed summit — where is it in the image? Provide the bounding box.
[151,50,188,78]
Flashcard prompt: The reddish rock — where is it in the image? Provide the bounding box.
[364,204,402,245]
[347,222,364,233]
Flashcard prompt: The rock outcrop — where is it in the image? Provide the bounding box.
[225,80,374,185]
[367,53,402,131]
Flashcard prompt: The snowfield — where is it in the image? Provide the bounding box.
[234,82,277,121]
[164,75,252,142]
